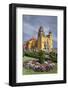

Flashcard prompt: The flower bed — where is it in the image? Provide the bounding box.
[23,60,55,72]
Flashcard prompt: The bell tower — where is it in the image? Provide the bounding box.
[48,32,53,52]
[37,26,45,50]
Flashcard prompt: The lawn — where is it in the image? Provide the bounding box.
[23,56,57,75]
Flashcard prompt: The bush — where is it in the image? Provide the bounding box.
[49,52,57,62]
[24,50,39,58]
[38,50,45,64]
[24,50,56,63]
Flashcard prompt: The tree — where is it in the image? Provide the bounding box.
[49,52,57,62]
[38,50,45,64]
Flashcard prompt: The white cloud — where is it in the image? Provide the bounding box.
[24,21,50,38]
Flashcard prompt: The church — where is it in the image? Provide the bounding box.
[24,26,53,52]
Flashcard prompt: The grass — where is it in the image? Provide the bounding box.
[23,56,57,75]
[23,56,37,62]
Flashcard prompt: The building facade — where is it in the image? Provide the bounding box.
[24,26,53,52]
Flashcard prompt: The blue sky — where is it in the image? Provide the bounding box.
[23,15,57,48]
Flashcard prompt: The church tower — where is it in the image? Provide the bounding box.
[37,26,45,50]
[47,32,53,52]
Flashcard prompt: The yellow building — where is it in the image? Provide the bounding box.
[25,26,53,52]
[37,26,53,52]
[26,37,36,50]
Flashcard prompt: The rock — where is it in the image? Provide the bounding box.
[44,61,48,64]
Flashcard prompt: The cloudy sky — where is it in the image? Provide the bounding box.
[23,15,57,48]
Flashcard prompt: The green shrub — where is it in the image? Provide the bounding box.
[24,50,38,58]
[49,52,57,62]
[38,50,45,64]
[24,50,51,63]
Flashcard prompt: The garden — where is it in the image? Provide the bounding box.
[23,50,57,75]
